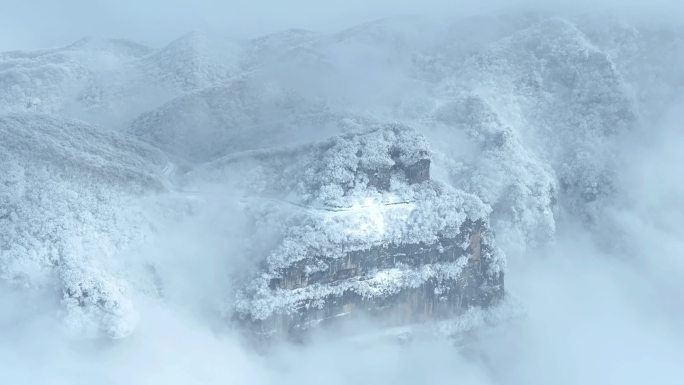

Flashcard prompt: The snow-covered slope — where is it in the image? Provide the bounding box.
[0,114,168,338]
[0,33,245,129]
[0,38,153,115]
[139,32,243,91]
[130,77,344,163]
[576,14,684,122]
[429,93,557,247]
[391,18,639,251]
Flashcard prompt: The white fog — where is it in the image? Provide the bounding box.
[1,1,683,384]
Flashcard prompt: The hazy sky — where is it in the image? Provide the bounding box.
[1,0,497,50]
[1,0,680,51]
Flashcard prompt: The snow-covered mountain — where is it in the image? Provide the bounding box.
[1,13,683,342]
[213,125,503,339]
[129,77,342,163]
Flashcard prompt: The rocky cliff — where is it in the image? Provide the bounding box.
[209,125,506,340]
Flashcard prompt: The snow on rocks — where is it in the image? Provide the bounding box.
[207,124,504,334]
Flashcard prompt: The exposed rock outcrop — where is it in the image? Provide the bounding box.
[215,125,505,340]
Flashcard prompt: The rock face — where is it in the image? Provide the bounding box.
[226,125,505,340]
[242,222,502,339]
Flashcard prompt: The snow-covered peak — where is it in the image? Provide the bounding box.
[141,31,243,90]
[63,37,152,58]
